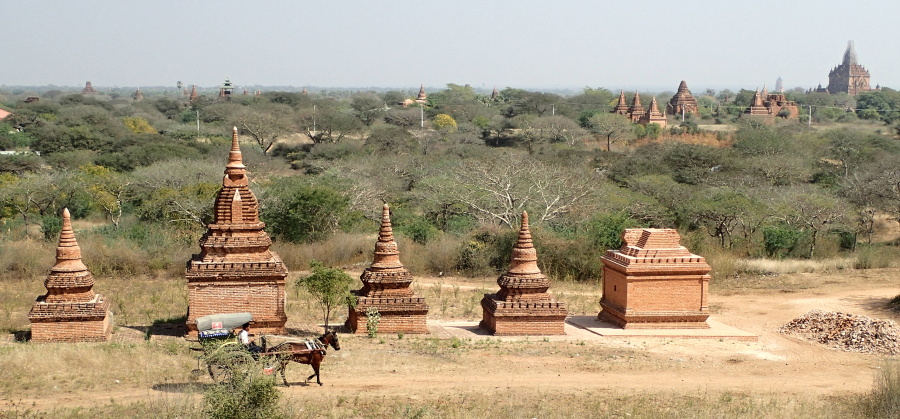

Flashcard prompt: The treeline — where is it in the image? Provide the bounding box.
[1,85,899,281]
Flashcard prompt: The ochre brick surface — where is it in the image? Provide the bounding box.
[599,228,710,329]
[347,204,428,334]
[480,212,566,336]
[29,208,112,343]
[185,128,287,335]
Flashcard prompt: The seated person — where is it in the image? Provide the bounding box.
[238,323,263,354]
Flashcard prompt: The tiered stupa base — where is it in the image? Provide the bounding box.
[480,295,567,335]
[30,296,112,343]
[186,274,287,336]
[347,296,429,334]
[598,307,710,329]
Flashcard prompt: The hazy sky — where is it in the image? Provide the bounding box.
[5,1,899,92]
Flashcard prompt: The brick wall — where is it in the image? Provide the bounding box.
[187,279,286,334]
[346,296,429,334]
[31,312,112,343]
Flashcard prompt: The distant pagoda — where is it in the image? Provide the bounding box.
[827,41,874,95]
[81,81,97,95]
[415,84,427,104]
[666,81,699,117]
[185,127,288,335]
[29,209,113,343]
[480,211,567,335]
[133,88,144,101]
[612,90,630,116]
[347,204,429,334]
[626,91,644,123]
[639,97,667,128]
[189,85,199,102]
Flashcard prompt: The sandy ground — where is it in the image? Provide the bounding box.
[4,268,899,411]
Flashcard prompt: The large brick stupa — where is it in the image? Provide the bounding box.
[599,228,711,329]
[185,127,288,335]
[347,204,429,334]
[29,208,113,343]
[480,211,567,335]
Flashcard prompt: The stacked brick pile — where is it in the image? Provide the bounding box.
[599,228,711,329]
[780,310,900,355]
[480,211,567,335]
[185,127,288,335]
[347,204,429,334]
[29,208,112,343]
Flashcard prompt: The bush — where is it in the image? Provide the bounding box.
[856,362,900,418]
[763,225,804,259]
[203,357,283,419]
[585,212,645,250]
[262,179,351,244]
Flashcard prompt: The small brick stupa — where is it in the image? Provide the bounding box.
[133,88,144,101]
[29,209,112,343]
[189,85,199,102]
[599,228,711,329]
[639,97,668,128]
[347,204,429,334]
[415,84,427,103]
[612,90,630,116]
[480,212,567,335]
[185,127,288,335]
[627,91,644,122]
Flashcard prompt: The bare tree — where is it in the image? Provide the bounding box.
[231,103,295,154]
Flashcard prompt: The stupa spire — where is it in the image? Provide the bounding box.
[508,211,539,275]
[225,126,245,174]
[54,208,87,273]
[617,90,627,106]
[631,90,642,107]
[347,203,429,334]
[843,40,858,66]
[189,84,199,102]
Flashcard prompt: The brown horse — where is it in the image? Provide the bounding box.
[262,330,341,386]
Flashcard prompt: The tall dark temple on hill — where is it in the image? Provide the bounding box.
[827,41,876,95]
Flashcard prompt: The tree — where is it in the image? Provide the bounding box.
[685,189,761,249]
[350,93,387,126]
[432,114,458,132]
[770,187,848,258]
[585,113,632,151]
[297,103,362,144]
[298,261,356,331]
[261,178,350,243]
[231,103,295,154]
[77,164,130,228]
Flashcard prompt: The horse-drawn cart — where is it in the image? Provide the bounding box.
[191,313,341,386]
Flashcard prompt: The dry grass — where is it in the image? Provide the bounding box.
[742,258,855,274]
[272,233,372,271]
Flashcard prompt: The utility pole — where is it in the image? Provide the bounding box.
[196,110,200,133]
[552,104,555,116]
[682,105,685,122]
[420,105,424,129]
[313,104,317,134]
[808,105,812,128]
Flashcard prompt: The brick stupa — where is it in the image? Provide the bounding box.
[81,81,97,95]
[612,90,630,116]
[667,81,699,116]
[29,209,113,343]
[480,212,567,335]
[627,91,644,123]
[639,97,668,128]
[185,127,288,335]
[189,85,199,102]
[347,204,429,334]
[599,228,711,329]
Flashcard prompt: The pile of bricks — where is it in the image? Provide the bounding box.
[779,310,900,355]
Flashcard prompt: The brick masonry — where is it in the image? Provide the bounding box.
[186,128,287,335]
[480,211,567,336]
[347,204,429,334]
[599,228,711,329]
[29,208,112,343]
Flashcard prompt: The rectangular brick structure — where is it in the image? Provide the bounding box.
[599,228,711,329]
[347,204,429,334]
[29,208,112,343]
[186,128,287,335]
[480,211,567,336]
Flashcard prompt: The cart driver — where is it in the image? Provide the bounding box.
[239,323,263,354]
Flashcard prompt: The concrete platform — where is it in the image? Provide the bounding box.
[566,316,758,342]
[426,316,756,342]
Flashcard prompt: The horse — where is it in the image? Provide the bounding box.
[262,330,341,386]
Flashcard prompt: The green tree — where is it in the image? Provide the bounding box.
[261,179,350,243]
[432,113,458,132]
[232,103,296,154]
[298,261,356,331]
[585,113,632,151]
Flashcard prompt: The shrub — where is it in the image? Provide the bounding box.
[856,362,900,418]
[262,179,350,244]
[763,225,804,259]
[366,307,381,338]
[203,357,283,419]
[297,261,356,330]
[585,212,645,250]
